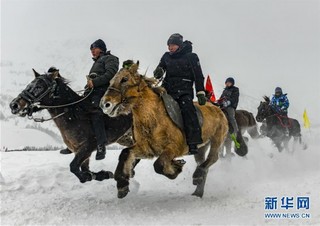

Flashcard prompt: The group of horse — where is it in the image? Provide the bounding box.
[9,62,306,199]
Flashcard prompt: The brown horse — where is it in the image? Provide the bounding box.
[100,62,228,198]
[9,69,133,183]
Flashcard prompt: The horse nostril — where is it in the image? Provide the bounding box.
[10,102,19,110]
[104,103,111,109]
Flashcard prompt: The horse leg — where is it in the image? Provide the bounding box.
[247,125,260,139]
[70,148,93,183]
[194,143,209,165]
[192,138,220,198]
[224,136,233,158]
[80,158,90,172]
[153,150,185,180]
[114,147,137,199]
[273,139,283,152]
[70,147,113,183]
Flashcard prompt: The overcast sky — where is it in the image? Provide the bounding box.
[1,0,320,123]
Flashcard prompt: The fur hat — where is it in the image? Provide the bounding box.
[90,39,107,52]
[167,33,183,47]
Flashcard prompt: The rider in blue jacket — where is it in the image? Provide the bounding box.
[270,87,289,116]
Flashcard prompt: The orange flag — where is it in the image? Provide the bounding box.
[205,75,216,102]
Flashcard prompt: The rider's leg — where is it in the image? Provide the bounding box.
[176,94,203,155]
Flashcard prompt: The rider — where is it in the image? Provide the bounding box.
[59,39,119,160]
[270,87,290,134]
[153,33,206,155]
[217,77,240,148]
[270,87,289,116]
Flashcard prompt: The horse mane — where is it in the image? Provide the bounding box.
[123,60,166,96]
[54,74,70,86]
[263,95,270,103]
[141,75,166,96]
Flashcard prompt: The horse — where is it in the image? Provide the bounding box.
[256,96,306,152]
[9,69,133,183]
[100,61,229,198]
[222,109,260,158]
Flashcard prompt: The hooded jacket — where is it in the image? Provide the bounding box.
[156,41,205,98]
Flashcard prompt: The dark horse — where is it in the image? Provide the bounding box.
[256,96,306,152]
[222,109,260,158]
[9,69,132,183]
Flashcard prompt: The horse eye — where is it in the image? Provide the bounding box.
[120,77,128,84]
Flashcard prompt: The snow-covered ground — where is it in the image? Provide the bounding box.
[1,124,320,225]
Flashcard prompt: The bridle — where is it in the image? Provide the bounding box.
[106,73,143,105]
[17,74,93,122]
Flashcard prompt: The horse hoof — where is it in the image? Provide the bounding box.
[192,190,203,198]
[118,186,130,199]
[95,170,114,181]
[174,159,186,166]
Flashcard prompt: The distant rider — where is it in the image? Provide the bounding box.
[270,87,289,116]
[217,77,240,148]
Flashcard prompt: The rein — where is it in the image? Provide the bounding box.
[28,112,67,123]
[28,88,93,123]
[30,88,93,109]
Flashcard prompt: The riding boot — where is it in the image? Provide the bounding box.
[59,147,72,154]
[91,111,107,160]
[96,144,106,160]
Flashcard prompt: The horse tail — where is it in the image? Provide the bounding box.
[247,112,260,139]
[292,119,301,137]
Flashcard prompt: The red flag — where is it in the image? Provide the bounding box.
[205,75,216,102]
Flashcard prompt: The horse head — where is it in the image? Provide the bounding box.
[256,95,274,122]
[9,68,63,117]
[100,60,157,117]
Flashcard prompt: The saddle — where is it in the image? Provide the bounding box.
[161,93,203,131]
[275,114,292,128]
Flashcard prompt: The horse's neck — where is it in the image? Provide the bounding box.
[131,88,163,125]
[46,83,83,122]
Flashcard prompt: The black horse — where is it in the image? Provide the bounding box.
[256,96,306,152]
[222,109,260,158]
[9,69,133,183]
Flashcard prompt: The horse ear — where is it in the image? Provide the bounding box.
[129,63,139,74]
[32,68,40,77]
[136,60,140,67]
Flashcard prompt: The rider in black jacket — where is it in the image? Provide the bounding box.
[59,39,119,160]
[218,77,240,146]
[153,33,206,155]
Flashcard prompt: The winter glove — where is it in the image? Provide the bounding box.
[153,67,165,79]
[196,91,206,106]
[223,100,231,108]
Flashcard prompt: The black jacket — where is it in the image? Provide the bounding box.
[89,51,119,90]
[220,85,239,109]
[156,41,205,98]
